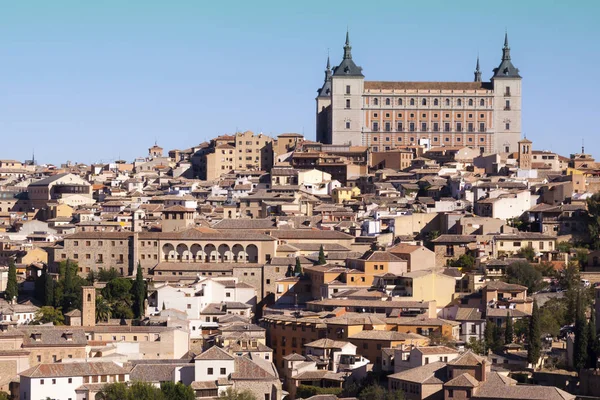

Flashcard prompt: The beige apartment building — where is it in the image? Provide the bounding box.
[192,131,274,180]
[52,228,277,276]
[28,173,93,209]
[317,32,522,154]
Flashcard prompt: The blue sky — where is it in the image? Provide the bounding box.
[0,0,598,164]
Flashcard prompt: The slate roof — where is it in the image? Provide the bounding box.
[20,328,87,347]
[130,363,190,382]
[444,372,480,388]
[432,235,477,244]
[364,81,492,91]
[231,355,277,380]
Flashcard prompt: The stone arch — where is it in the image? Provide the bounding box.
[162,243,175,261]
[204,244,217,262]
[176,243,189,261]
[246,244,258,263]
[232,244,246,263]
[218,244,232,262]
[190,244,203,261]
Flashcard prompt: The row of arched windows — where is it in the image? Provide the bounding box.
[371,97,486,107]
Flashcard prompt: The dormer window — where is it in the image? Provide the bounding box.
[31,333,42,341]
[63,332,74,341]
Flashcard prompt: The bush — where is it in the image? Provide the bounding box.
[296,385,342,398]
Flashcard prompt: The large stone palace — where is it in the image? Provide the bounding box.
[316,31,522,154]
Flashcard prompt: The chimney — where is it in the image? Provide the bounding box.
[480,359,487,382]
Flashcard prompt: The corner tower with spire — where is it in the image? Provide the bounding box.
[316,55,333,143]
[492,31,522,154]
[328,30,365,146]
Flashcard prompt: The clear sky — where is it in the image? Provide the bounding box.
[1,0,598,165]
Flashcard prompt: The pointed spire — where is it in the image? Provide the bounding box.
[326,51,331,70]
[324,53,332,83]
[502,30,511,60]
[343,28,352,60]
[474,55,482,82]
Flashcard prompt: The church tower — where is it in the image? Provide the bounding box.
[517,137,532,170]
[474,56,482,82]
[492,31,522,153]
[330,30,365,146]
[316,55,333,143]
[81,286,96,327]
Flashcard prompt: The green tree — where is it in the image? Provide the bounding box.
[557,241,573,253]
[113,302,134,319]
[86,269,97,283]
[34,306,65,325]
[129,381,164,400]
[449,254,475,272]
[294,257,303,276]
[161,382,194,400]
[98,267,119,282]
[516,246,536,262]
[505,261,544,293]
[465,337,486,355]
[218,387,257,400]
[528,300,541,366]
[576,249,589,270]
[0,392,9,400]
[318,245,327,265]
[95,295,111,323]
[132,262,146,319]
[5,259,18,301]
[505,313,514,344]
[539,297,567,338]
[587,193,600,250]
[358,384,404,400]
[102,278,133,303]
[44,267,54,306]
[587,304,599,368]
[96,382,128,400]
[574,292,588,370]
[484,320,495,354]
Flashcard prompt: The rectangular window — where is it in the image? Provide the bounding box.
[346,99,350,109]
[479,122,485,132]
[208,368,214,375]
[372,122,379,131]
[385,122,391,132]
[468,122,474,132]
[220,368,226,375]
[505,86,511,96]
[433,122,439,132]
[421,122,427,131]
[346,85,351,94]
[505,123,510,130]
[345,121,350,129]
[505,100,510,110]
[409,122,415,132]
[456,122,462,132]
[444,122,450,132]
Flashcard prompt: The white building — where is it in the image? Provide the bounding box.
[19,361,129,400]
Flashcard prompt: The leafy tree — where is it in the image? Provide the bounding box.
[318,245,327,265]
[465,337,486,355]
[574,292,588,370]
[576,249,589,270]
[505,261,544,293]
[34,306,65,325]
[516,246,536,262]
[294,257,303,276]
[86,270,97,283]
[98,267,120,282]
[534,261,555,277]
[587,192,600,250]
[113,302,134,319]
[62,260,78,312]
[218,387,258,400]
[95,295,112,323]
[528,300,541,366]
[505,313,514,344]
[450,254,476,272]
[102,278,133,303]
[539,297,567,338]
[44,267,54,306]
[484,320,495,354]
[0,392,8,400]
[557,241,573,253]
[132,262,146,319]
[96,382,128,400]
[5,259,18,301]
[161,382,194,400]
[129,381,164,400]
[358,384,404,400]
[514,318,529,342]
[587,304,599,368]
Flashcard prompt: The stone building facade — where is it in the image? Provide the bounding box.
[316,32,522,154]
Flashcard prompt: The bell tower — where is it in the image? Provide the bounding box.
[518,137,532,170]
[81,286,96,327]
